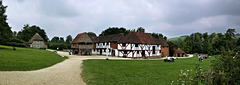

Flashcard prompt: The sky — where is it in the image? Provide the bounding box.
[3,0,240,40]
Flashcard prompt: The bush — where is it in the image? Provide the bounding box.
[4,37,27,47]
[47,42,70,50]
[174,49,240,85]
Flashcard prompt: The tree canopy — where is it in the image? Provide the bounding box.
[99,27,130,36]
[17,24,48,42]
[0,1,12,44]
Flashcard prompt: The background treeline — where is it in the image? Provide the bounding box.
[168,29,240,56]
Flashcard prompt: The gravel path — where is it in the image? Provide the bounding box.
[0,50,128,85]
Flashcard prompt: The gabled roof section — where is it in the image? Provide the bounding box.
[118,32,158,44]
[71,32,86,44]
[95,33,124,43]
[174,48,186,54]
[72,32,97,44]
[87,33,97,42]
[28,33,44,43]
[155,38,169,46]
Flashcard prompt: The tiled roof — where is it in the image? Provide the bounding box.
[155,38,169,46]
[95,33,124,42]
[174,48,186,54]
[118,32,158,44]
[28,33,44,43]
[71,32,86,44]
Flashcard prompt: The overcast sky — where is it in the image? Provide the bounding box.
[3,0,240,39]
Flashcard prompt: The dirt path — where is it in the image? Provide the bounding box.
[0,50,128,85]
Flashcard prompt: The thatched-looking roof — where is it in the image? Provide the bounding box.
[155,38,169,46]
[118,32,158,44]
[174,48,186,54]
[28,33,44,43]
[95,33,124,43]
[71,32,97,44]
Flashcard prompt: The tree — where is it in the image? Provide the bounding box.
[167,41,177,56]
[66,35,72,44]
[237,38,240,46]
[0,1,12,44]
[99,27,129,36]
[136,27,145,33]
[51,36,60,43]
[59,37,64,43]
[17,24,48,42]
[225,28,236,40]
[182,41,192,53]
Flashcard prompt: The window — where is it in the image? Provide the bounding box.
[104,49,106,52]
[135,44,138,47]
[36,45,40,48]
[159,50,161,53]
[106,42,109,45]
[124,50,127,54]
[137,51,139,54]
[122,43,126,46]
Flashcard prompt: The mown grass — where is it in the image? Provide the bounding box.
[82,56,215,85]
[0,45,67,71]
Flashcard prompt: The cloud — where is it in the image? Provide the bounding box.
[3,0,240,39]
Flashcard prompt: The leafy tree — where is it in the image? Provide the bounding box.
[66,35,72,44]
[136,27,145,33]
[59,37,64,43]
[237,38,240,46]
[182,41,192,53]
[225,28,236,40]
[0,1,12,44]
[17,24,48,42]
[51,36,59,43]
[167,41,177,56]
[177,38,183,48]
[99,27,129,36]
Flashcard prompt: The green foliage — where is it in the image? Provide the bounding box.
[49,36,71,50]
[237,38,240,46]
[0,45,66,71]
[47,42,70,50]
[136,27,145,33]
[225,28,236,40]
[171,28,238,55]
[0,1,12,44]
[7,37,27,47]
[51,36,60,43]
[151,32,167,40]
[182,41,192,53]
[167,41,177,56]
[99,27,130,36]
[176,49,240,85]
[17,24,48,42]
[66,35,73,44]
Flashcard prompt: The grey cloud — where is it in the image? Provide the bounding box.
[38,0,79,17]
[3,0,240,39]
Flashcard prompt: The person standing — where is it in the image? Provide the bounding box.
[198,55,201,62]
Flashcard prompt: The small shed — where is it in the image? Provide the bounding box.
[174,48,186,57]
[29,33,47,49]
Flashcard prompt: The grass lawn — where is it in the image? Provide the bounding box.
[82,56,216,85]
[0,45,67,71]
